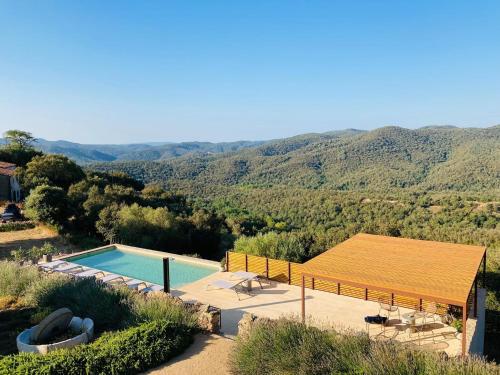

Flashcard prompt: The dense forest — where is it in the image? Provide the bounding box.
[91,126,500,193]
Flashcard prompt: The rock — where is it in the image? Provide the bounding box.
[30,308,73,343]
[197,305,221,334]
[237,313,257,340]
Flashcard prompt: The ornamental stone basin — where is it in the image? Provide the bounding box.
[17,308,94,354]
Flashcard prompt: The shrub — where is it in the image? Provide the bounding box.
[0,262,42,298]
[0,319,194,375]
[129,293,198,329]
[0,222,35,232]
[24,276,133,332]
[10,242,58,264]
[231,318,499,375]
[231,318,336,375]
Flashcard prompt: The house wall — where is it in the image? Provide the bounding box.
[0,175,10,201]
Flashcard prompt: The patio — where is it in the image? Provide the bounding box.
[176,233,486,357]
[174,271,485,357]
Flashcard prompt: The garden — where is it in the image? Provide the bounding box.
[0,260,198,374]
[231,318,499,375]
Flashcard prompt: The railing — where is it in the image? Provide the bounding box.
[226,251,450,315]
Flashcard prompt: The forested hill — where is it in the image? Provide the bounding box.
[13,139,267,164]
[91,126,500,193]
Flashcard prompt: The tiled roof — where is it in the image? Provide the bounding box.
[0,167,15,176]
[0,161,16,168]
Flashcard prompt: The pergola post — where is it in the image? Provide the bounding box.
[301,274,305,323]
[474,276,478,318]
[483,252,486,288]
[462,303,467,356]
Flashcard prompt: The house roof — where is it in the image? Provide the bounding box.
[0,167,15,176]
[301,233,486,305]
[0,161,16,169]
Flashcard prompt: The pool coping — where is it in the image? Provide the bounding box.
[57,244,223,271]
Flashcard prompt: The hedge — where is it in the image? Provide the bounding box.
[0,319,194,375]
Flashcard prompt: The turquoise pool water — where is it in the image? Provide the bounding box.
[68,247,217,288]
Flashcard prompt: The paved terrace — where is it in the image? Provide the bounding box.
[175,272,485,357]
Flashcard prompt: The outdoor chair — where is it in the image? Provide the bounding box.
[378,298,400,323]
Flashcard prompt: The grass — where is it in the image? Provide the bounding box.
[0,262,42,299]
[231,318,499,375]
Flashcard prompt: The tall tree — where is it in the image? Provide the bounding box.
[3,130,36,149]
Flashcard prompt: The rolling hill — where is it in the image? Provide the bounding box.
[28,139,267,163]
[90,126,500,193]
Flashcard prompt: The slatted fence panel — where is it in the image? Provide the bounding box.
[226,252,450,314]
[227,252,246,273]
[268,258,290,283]
[247,255,267,276]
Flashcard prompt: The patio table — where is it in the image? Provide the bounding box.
[402,312,417,333]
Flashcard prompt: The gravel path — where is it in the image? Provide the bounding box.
[145,334,235,375]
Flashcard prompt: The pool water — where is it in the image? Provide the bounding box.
[68,247,217,288]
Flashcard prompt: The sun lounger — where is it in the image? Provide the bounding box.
[207,279,247,300]
[54,264,85,274]
[39,260,67,271]
[100,274,125,284]
[231,271,264,289]
[140,284,164,293]
[124,279,148,290]
[73,268,105,279]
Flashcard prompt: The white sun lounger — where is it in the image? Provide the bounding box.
[73,268,105,279]
[39,260,67,271]
[140,284,164,293]
[100,274,125,283]
[207,279,247,300]
[54,264,85,274]
[231,271,264,289]
[124,279,148,290]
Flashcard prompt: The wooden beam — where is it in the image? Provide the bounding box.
[245,254,248,272]
[288,262,291,285]
[301,272,464,307]
[225,251,229,272]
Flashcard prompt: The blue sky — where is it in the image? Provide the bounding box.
[1,1,499,144]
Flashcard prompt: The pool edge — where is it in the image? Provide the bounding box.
[54,244,223,271]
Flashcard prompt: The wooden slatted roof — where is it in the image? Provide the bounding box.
[302,233,485,305]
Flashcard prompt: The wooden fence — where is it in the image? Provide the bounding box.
[226,251,451,315]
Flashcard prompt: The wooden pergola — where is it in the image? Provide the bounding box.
[300,233,486,356]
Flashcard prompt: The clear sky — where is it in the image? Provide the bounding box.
[1,1,499,144]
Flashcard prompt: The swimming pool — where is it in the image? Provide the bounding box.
[67,246,219,288]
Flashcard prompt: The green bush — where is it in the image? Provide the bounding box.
[0,262,42,298]
[10,242,58,264]
[231,318,499,375]
[129,293,198,329]
[231,318,336,375]
[0,222,35,232]
[24,276,133,333]
[0,319,194,375]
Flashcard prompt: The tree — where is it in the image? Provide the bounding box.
[3,130,36,149]
[24,185,69,226]
[22,154,85,191]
